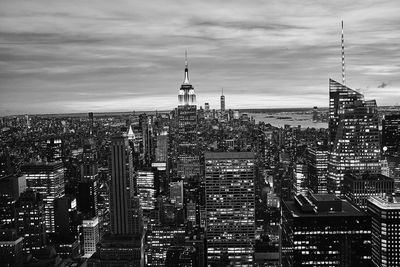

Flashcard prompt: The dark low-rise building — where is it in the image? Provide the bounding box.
[342,173,394,210]
[281,193,372,267]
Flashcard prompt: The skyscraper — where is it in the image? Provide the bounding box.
[281,194,372,266]
[367,196,400,267]
[88,132,143,265]
[81,138,98,180]
[328,79,381,195]
[176,52,200,179]
[82,216,100,258]
[293,162,308,196]
[78,178,98,218]
[178,51,196,107]
[220,88,225,112]
[110,133,135,235]
[306,145,328,193]
[137,170,156,211]
[205,152,255,266]
[342,173,394,210]
[328,79,363,146]
[16,189,47,254]
[169,180,184,208]
[382,114,400,157]
[21,161,65,233]
[0,229,23,267]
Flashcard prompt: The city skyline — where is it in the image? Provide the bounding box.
[1,0,400,116]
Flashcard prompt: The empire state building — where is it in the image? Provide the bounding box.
[178,53,196,106]
[174,52,200,179]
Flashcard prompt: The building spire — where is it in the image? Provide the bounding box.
[341,20,346,85]
[184,49,190,84]
[222,88,224,96]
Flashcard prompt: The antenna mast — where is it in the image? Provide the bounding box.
[341,20,346,85]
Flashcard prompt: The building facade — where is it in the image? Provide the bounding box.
[110,133,135,235]
[281,194,372,266]
[367,196,400,267]
[21,161,65,233]
[205,152,255,266]
[328,79,381,195]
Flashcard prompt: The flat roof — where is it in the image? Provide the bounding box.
[311,194,339,202]
[204,152,255,159]
[284,199,366,218]
[368,196,400,210]
[345,173,393,182]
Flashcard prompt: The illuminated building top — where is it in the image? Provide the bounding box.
[178,51,196,106]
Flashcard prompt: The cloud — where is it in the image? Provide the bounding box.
[378,82,388,88]
[0,0,399,115]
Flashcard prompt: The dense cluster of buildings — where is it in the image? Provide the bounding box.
[1,36,400,267]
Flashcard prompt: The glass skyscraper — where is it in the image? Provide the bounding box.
[328,79,381,195]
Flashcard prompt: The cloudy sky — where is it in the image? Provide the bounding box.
[1,0,399,115]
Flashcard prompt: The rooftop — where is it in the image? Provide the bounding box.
[204,152,255,159]
[345,173,393,182]
[284,194,365,218]
[368,196,400,210]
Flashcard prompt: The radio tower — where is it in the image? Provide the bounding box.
[341,20,345,85]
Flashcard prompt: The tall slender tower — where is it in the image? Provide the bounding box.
[175,51,200,178]
[220,88,225,112]
[178,50,196,106]
[110,133,135,235]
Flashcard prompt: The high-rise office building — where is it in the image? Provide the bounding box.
[220,88,225,112]
[54,195,79,240]
[367,196,400,267]
[312,106,318,121]
[146,225,186,266]
[328,79,381,195]
[281,194,372,266]
[155,131,168,163]
[110,133,135,235]
[88,235,142,266]
[21,161,65,233]
[382,114,400,157]
[293,162,308,196]
[0,195,16,228]
[137,170,156,211]
[0,174,26,199]
[328,79,363,146]
[170,180,184,208]
[78,178,98,218]
[79,139,98,219]
[88,133,143,265]
[186,200,196,225]
[82,216,100,258]
[205,152,255,266]
[0,229,23,267]
[15,189,47,254]
[81,139,98,180]
[176,52,200,179]
[43,138,63,162]
[307,146,328,193]
[342,173,394,210]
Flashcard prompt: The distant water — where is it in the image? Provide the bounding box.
[249,112,327,129]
